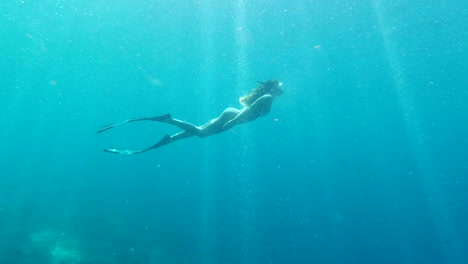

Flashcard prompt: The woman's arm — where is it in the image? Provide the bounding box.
[223,94,273,130]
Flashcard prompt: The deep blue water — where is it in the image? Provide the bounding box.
[1,0,467,263]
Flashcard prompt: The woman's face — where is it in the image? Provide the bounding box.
[268,80,284,96]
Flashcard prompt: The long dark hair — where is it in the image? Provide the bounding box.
[239,79,281,106]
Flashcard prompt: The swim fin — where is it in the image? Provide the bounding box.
[102,134,172,155]
[97,114,171,133]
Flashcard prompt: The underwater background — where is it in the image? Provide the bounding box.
[1,0,467,263]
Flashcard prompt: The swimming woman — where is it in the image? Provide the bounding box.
[98,79,284,154]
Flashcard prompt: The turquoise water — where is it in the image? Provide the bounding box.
[1,0,467,263]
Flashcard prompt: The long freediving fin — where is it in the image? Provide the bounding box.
[97,114,171,133]
[103,148,149,155]
[102,134,172,155]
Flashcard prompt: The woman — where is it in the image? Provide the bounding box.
[98,79,284,154]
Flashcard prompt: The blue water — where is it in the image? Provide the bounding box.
[1,1,467,263]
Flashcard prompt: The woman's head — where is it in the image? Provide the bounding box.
[240,79,284,106]
[258,79,284,96]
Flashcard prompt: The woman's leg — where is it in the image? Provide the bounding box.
[160,118,202,135]
[100,109,239,154]
[154,108,238,139]
[145,130,195,151]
